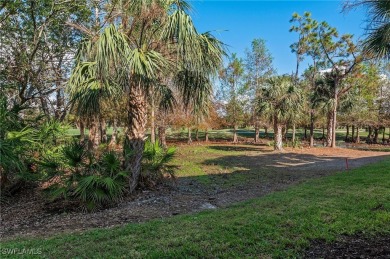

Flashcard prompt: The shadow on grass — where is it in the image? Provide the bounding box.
[207,145,269,152]
[189,150,390,189]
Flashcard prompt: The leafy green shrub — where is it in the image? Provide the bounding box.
[1,95,69,193]
[140,140,176,188]
[44,140,176,210]
[43,141,127,211]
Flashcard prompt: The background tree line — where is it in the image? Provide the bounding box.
[0,0,389,209]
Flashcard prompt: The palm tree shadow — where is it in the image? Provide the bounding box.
[197,152,390,188]
[207,145,270,152]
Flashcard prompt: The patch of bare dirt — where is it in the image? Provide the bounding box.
[0,145,388,240]
[304,233,390,258]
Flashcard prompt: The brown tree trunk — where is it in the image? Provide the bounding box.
[274,116,283,151]
[356,126,360,143]
[283,126,288,142]
[88,115,100,150]
[326,111,334,147]
[158,125,167,149]
[373,128,379,144]
[100,119,107,143]
[55,88,65,121]
[368,126,372,138]
[292,124,296,145]
[124,84,147,194]
[351,125,355,142]
[304,126,307,140]
[195,128,199,141]
[309,110,314,147]
[79,119,85,142]
[205,128,209,142]
[265,127,268,138]
[109,119,118,147]
[331,97,338,148]
[382,127,386,144]
[40,96,50,117]
[233,124,238,143]
[254,121,260,143]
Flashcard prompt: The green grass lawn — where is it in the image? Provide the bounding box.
[2,158,389,258]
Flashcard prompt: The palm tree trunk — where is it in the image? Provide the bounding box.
[124,84,147,194]
[274,116,283,151]
[100,118,107,143]
[158,125,167,149]
[233,124,238,143]
[109,119,118,147]
[88,115,100,150]
[79,119,85,142]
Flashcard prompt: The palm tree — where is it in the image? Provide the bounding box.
[345,0,390,59]
[312,74,336,147]
[258,76,303,151]
[68,1,224,193]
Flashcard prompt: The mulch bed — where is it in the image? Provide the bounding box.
[304,234,390,258]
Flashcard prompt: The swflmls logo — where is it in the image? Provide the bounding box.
[1,248,42,255]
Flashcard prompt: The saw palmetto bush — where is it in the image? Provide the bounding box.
[0,96,70,193]
[140,140,176,188]
[43,139,176,211]
[43,141,127,211]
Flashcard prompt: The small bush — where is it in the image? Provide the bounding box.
[43,139,176,211]
[140,140,176,188]
[43,141,127,211]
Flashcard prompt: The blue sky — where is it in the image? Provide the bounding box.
[189,0,367,74]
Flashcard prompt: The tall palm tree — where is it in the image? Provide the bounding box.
[345,0,390,59]
[68,1,224,193]
[258,75,303,151]
[313,74,336,147]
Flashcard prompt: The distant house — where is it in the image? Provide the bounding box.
[318,65,347,76]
